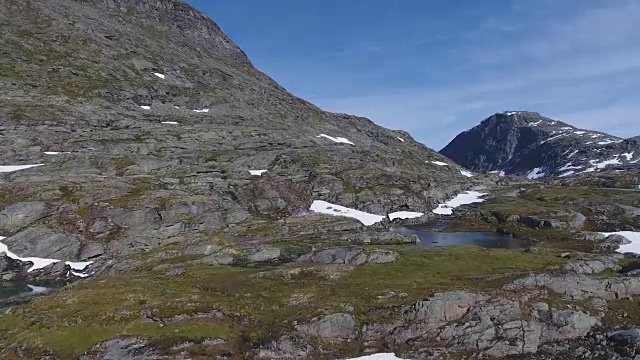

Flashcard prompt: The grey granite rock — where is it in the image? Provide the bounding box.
[79,337,164,360]
[2,226,82,261]
[0,201,47,232]
[296,313,356,339]
[367,249,399,264]
[247,246,281,262]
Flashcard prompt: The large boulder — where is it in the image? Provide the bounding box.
[0,201,47,232]
[247,246,281,263]
[0,253,31,280]
[78,337,164,360]
[404,291,485,323]
[608,328,640,347]
[2,226,82,261]
[296,313,356,339]
[79,242,105,261]
[367,249,398,264]
[564,254,623,274]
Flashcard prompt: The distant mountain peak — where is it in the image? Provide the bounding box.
[440,112,639,178]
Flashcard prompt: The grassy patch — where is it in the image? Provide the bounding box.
[111,157,136,176]
[103,183,153,208]
[603,299,640,327]
[58,184,83,204]
[0,245,566,356]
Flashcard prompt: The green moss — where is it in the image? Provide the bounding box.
[111,157,136,176]
[278,243,313,261]
[104,183,153,208]
[100,227,124,243]
[0,245,567,356]
[58,184,82,204]
[604,299,640,327]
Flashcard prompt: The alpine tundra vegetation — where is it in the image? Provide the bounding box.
[1,1,640,359]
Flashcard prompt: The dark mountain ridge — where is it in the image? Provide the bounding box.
[440,111,640,178]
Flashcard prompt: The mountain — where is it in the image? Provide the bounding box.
[5,2,640,359]
[0,0,474,226]
[440,111,640,178]
[631,135,640,142]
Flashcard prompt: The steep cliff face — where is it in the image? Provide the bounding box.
[440,111,640,178]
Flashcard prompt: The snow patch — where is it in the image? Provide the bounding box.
[161,121,179,125]
[192,108,210,113]
[527,168,545,179]
[503,111,520,116]
[397,137,405,142]
[388,211,424,221]
[459,169,474,177]
[309,201,383,226]
[0,236,93,275]
[140,105,151,110]
[317,134,355,145]
[0,164,43,173]
[589,157,622,169]
[489,170,506,176]
[559,171,576,177]
[540,133,567,144]
[44,152,70,155]
[597,139,622,145]
[430,161,449,166]
[560,127,573,130]
[27,285,50,294]
[573,131,586,135]
[567,150,579,158]
[66,261,93,271]
[153,72,165,79]
[528,120,543,126]
[432,191,487,216]
[71,271,90,278]
[622,152,635,161]
[249,170,267,176]
[342,354,411,360]
[598,231,640,254]
[558,162,583,172]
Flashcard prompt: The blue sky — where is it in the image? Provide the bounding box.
[186,0,640,149]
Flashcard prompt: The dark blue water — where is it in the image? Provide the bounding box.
[392,227,528,249]
[0,283,52,301]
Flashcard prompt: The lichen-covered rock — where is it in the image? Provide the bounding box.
[296,313,356,339]
[2,226,82,261]
[0,253,31,280]
[79,337,165,360]
[247,246,281,262]
[506,273,640,300]
[0,201,47,233]
[367,249,398,264]
[564,254,623,274]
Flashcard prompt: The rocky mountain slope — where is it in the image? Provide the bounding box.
[2,1,640,360]
[440,111,640,178]
[0,0,476,261]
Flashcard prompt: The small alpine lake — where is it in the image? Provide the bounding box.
[0,282,53,302]
[392,227,529,249]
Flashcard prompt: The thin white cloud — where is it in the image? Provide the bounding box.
[313,0,640,149]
